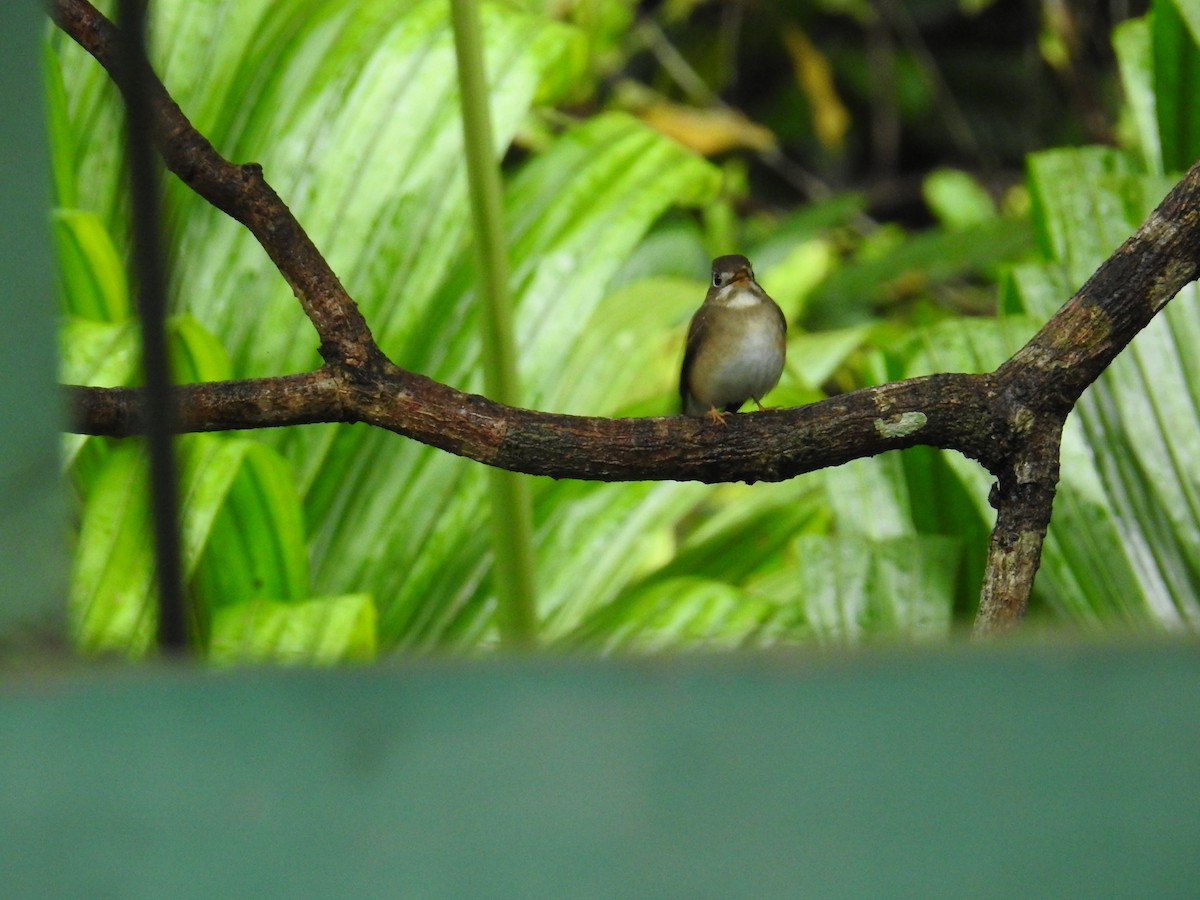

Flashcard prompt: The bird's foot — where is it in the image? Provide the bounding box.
[704,407,730,426]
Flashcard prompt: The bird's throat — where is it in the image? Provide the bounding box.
[718,285,763,308]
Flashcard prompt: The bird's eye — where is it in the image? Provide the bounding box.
[712,273,723,287]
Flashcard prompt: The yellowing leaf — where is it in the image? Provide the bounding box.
[637,103,776,156]
[783,24,850,150]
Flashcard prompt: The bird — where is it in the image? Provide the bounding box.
[679,254,786,425]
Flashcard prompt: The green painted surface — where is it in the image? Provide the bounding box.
[0,3,66,639]
[3,643,1198,897]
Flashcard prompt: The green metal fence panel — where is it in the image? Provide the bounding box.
[0,3,66,641]
[3,643,1198,897]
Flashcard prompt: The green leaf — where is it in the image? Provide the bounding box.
[601,480,827,606]
[1153,0,1200,172]
[1007,152,1200,628]
[746,191,868,261]
[171,1,587,380]
[565,577,770,654]
[168,315,233,384]
[609,214,710,287]
[59,317,140,388]
[571,275,697,417]
[49,3,127,244]
[923,168,997,228]
[1114,17,1163,174]
[785,323,875,392]
[562,479,876,650]
[42,40,77,208]
[52,209,130,323]
[758,239,837,324]
[187,439,311,623]
[805,216,1033,329]
[893,315,1045,614]
[70,443,156,654]
[811,534,960,641]
[60,314,230,390]
[71,435,315,655]
[893,293,1168,626]
[209,593,376,664]
[746,535,960,646]
[1025,147,1145,284]
[903,313,1042,376]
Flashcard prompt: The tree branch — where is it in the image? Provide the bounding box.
[50,0,1200,634]
[973,427,1063,636]
[69,370,999,483]
[48,0,377,369]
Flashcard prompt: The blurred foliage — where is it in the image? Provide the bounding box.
[44,0,1200,661]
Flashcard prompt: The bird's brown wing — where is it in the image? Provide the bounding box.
[679,305,710,411]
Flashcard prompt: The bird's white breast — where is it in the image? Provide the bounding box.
[707,324,784,400]
[718,284,761,308]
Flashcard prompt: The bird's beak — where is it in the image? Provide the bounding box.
[730,268,752,285]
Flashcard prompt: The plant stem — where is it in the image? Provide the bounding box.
[449,0,537,647]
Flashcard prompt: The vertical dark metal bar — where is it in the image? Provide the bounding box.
[115,0,189,653]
